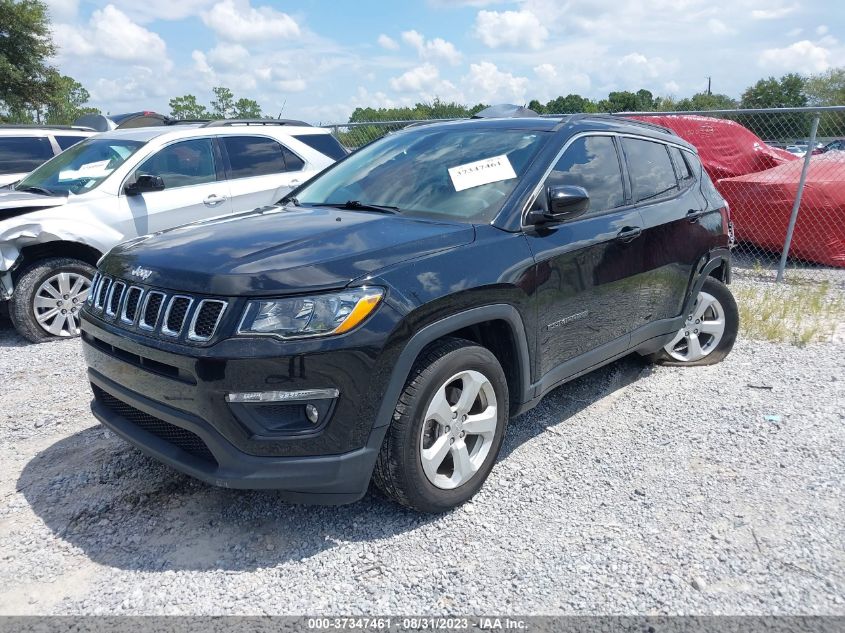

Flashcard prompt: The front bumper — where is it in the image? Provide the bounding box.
[81,308,400,502]
[89,369,385,503]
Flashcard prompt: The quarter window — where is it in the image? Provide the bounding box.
[539,135,625,212]
[54,135,87,151]
[622,138,679,203]
[135,139,217,189]
[669,146,694,185]
[223,136,302,179]
[0,136,54,173]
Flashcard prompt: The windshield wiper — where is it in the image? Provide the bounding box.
[333,200,400,214]
[18,186,55,196]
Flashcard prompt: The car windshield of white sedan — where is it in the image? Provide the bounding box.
[16,138,145,195]
[295,127,549,222]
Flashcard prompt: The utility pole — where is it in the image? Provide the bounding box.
[706,76,712,95]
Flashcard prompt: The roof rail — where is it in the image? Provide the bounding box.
[166,119,212,125]
[608,114,676,135]
[0,124,96,132]
[201,119,311,128]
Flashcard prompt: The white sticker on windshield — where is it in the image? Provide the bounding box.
[448,154,516,192]
[58,160,112,181]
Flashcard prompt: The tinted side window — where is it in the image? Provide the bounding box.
[669,146,694,185]
[541,135,625,212]
[281,146,304,171]
[55,135,87,151]
[293,134,347,160]
[223,136,287,178]
[0,136,54,173]
[135,139,216,189]
[622,138,679,203]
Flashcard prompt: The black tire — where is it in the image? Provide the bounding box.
[651,276,739,366]
[373,337,509,513]
[9,257,95,343]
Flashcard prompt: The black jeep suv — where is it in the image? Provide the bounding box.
[81,113,738,513]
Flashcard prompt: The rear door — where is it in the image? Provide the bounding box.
[621,137,708,334]
[119,137,232,236]
[523,134,644,380]
[220,135,308,213]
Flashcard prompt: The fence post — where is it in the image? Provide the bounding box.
[332,125,339,139]
[776,114,820,282]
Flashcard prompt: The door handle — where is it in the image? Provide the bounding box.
[203,194,227,206]
[616,226,642,242]
[686,208,704,223]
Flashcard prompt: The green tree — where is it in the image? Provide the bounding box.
[44,73,99,124]
[545,94,596,113]
[527,99,546,114]
[803,67,845,106]
[234,98,262,119]
[597,89,659,113]
[169,94,209,120]
[674,92,738,111]
[210,86,235,119]
[0,0,57,120]
[740,74,807,108]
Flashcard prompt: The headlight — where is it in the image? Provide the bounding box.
[237,287,384,339]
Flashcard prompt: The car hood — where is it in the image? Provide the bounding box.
[101,205,476,295]
[0,190,68,220]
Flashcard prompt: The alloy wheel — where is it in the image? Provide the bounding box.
[419,369,498,490]
[664,290,726,362]
[33,271,92,337]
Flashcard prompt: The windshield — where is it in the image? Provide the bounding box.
[294,126,549,222]
[16,138,145,195]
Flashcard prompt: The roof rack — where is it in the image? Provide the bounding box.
[0,124,95,131]
[166,119,211,125]
[608,114,676,135]
[201,119,311,128]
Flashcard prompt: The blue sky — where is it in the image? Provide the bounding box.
[45,0,843,123]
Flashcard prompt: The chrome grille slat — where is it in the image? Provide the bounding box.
[139,291,165,331]
[161,296,192,337]
[86,273,101,306]
[120,286,144,324]
[94,277,111,310]
[105,282,125,318]
[188,300,227,341]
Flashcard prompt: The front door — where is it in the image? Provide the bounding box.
[120,137,232,237]
[523,134,644,381]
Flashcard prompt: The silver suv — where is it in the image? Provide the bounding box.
[1,119,346,342]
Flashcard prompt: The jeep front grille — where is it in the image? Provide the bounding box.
[85,276,228,343]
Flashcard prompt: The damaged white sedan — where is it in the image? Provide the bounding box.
[0,120,344,342]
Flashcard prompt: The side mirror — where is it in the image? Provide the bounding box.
[527,185,590,225]
[125,174,165,196]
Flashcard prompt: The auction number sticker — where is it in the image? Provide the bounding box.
[448,154,516,192]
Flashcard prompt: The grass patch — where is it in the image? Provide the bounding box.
[733,280,845,346]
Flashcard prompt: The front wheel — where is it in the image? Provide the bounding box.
[373,337,509,513]
[9,257,95,343]
[654,276,739,366]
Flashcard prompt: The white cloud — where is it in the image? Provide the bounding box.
[53,5,170,69]
[207,43,250,69]
[464,62,529,103]
[787,27,803,37]
[533,63,557,83]
[192,50,213,75]
[401,30,462,65]
[106,0,215,22]
[202,0,300,42]
[390,63,441,92]
[759,40,832,73]
[473,10,548,50]
[613,53,679,83]
[377,34,400,50]
[816,25,828,36]
[663,80,680,94]
[751,4,797,20]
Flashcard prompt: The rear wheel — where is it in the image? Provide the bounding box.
[9,257,95,343]
[653,276,738,366]
[373,337,509,513]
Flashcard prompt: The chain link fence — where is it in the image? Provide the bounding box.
[324,106,845,283]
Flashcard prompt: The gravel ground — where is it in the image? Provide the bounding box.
[0,304,843,615]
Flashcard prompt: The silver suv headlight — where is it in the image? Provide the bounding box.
[237,287,383,339]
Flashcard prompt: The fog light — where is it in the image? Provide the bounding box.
[305,403,319,424]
